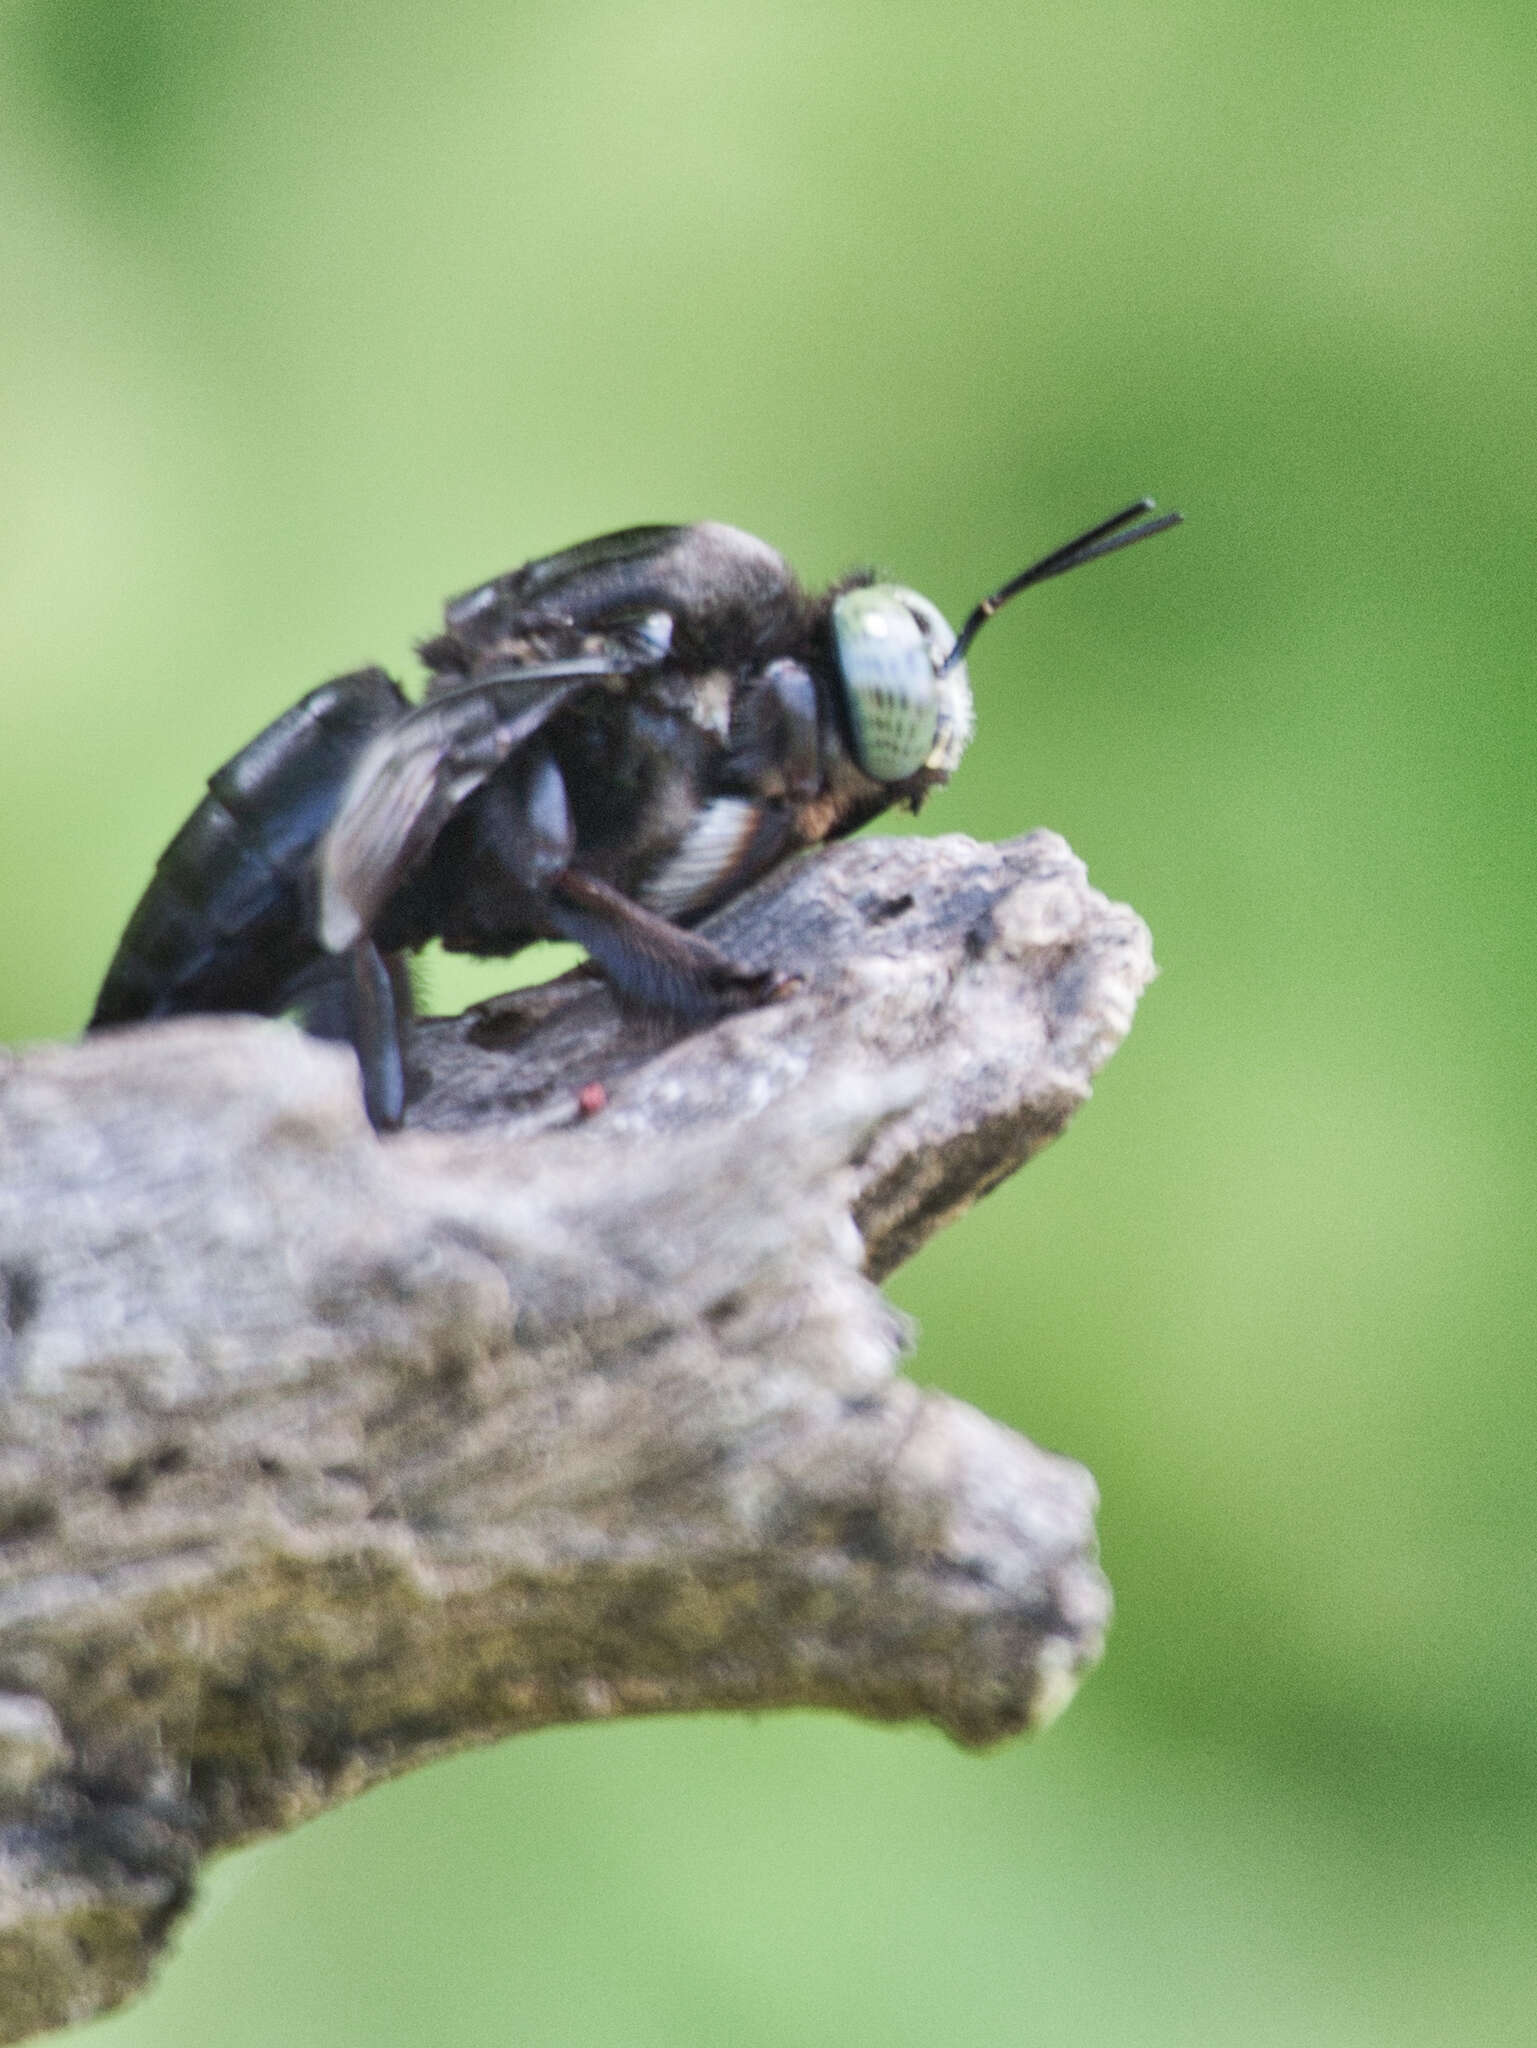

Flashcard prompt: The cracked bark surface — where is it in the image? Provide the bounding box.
[0,828,1153,2041]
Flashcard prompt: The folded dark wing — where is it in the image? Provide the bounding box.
[315,658,616,951]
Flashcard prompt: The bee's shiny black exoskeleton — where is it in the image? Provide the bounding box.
[91,505,1179,1127]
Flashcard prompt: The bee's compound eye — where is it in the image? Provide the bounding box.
[832,585,950,781]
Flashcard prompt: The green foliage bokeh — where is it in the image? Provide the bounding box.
[2,2,1533,2042]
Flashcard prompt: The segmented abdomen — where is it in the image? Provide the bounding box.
[90,667,407,1026]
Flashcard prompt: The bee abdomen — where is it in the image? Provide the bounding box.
[91,667,408,1026]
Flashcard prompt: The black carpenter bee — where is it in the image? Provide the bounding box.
[90,502,1179,1126]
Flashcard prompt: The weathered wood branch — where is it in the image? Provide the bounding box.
[0,829,1152,2041]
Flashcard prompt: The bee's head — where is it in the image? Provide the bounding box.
[832,499,1182,788]
[830,584,973,784]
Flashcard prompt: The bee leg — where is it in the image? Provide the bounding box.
[545,869,787,1020]
[726,658,821,799]
[346,939,409,1127]
[463,755,783,1017]
[762,657,821,798]
[282,941,409,1128]
[488,744,575,890]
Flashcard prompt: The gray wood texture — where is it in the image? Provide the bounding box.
[0,829,1153,2040]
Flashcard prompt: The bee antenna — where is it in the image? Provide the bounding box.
[943,499,1182,672]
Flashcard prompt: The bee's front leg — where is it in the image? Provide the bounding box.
[545,869,792,1020]
[728,658,822,800]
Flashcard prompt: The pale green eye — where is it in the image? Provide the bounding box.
[832,585,950,781]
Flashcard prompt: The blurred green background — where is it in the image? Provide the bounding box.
[2,0,1533,2041]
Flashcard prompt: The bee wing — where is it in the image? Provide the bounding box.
[315,657,616,951]
[435,522,801,663]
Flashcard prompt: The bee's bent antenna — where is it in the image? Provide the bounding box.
[944,499,1182,671]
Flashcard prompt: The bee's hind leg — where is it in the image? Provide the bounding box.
[283,940,410,1129]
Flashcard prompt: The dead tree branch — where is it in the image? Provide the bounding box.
[0,829,1152,2040]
